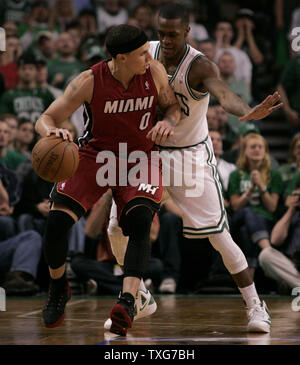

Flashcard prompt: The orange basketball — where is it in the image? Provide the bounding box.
[31,135,79,182]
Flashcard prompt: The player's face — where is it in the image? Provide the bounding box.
[245,138,266,161]
[157,17,189,60]
[126,42,152,75]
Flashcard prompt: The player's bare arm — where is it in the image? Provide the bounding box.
[35,70,94,141]
[147,59,181,145]
[189,56,282,121]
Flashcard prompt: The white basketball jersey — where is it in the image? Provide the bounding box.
[149,41,210,148]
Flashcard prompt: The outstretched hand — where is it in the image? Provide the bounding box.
[239,92,283,121]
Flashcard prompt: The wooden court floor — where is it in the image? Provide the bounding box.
[0,294,299,346]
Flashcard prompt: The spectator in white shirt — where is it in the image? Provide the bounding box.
[209,129,236,194]
[96,0,128,37]
[214,20,253,87]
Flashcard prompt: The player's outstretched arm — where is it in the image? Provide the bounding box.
[194,57,282,122]
[35,70,94,141]
[147,60,181,145]
[239,92,282,121]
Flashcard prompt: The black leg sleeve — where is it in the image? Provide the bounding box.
[43,210,75,269]
[123,205,153,279]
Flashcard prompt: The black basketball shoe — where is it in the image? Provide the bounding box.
[42,277,71,328]
[110,292,135,336]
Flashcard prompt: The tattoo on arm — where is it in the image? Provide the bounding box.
[70,81,77,92]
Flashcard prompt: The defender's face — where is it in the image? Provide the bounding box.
[157,17,189,60]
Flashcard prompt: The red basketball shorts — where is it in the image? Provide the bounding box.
[50,145,163,221]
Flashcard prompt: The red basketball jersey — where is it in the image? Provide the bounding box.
[79,60,159,155]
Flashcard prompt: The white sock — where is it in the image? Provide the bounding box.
[238,283,260,308]
[139,279,147,291]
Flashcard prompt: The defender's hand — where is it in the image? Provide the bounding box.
[146,120,174,145]
[239,92,283,121]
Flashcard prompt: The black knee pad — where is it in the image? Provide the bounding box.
[43,210,75,269]
[123,205,153,279]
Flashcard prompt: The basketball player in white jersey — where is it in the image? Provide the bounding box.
[104,3,282,333]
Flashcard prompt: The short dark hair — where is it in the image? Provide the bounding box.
[158,3,189,25]
[0,113,19,122]
[31,0,48,9]
[79,8,96,19]
[66,21,81,32]
[105,25,147,58]
[18,118,32,128]
[17,54,37,67]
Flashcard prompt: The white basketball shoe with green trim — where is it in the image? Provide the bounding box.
[247,300,271,333]
[104,288,157,330]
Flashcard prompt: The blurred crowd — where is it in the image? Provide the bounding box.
[0,0,300,297]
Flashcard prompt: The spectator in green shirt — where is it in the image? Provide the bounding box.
[0,54,55,124]
[285,171,300,204]
[18,1,59,51]
[222,122,280,169]
[228,133,283,276]
[0,119,26,170]
[279,132,300,188]
[277,54,300,134]
[47,32,85,90]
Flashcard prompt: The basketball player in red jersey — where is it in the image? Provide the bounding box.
[35,24,181,336]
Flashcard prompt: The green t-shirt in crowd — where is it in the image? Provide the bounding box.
[0,149,27,171]
[279,162,299,186]
[0,86,55,124]
[284,171,300,196]
[4,0,31,23]
[280,55,300,112]
[228,168,283,221]
[47,57,86,90]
